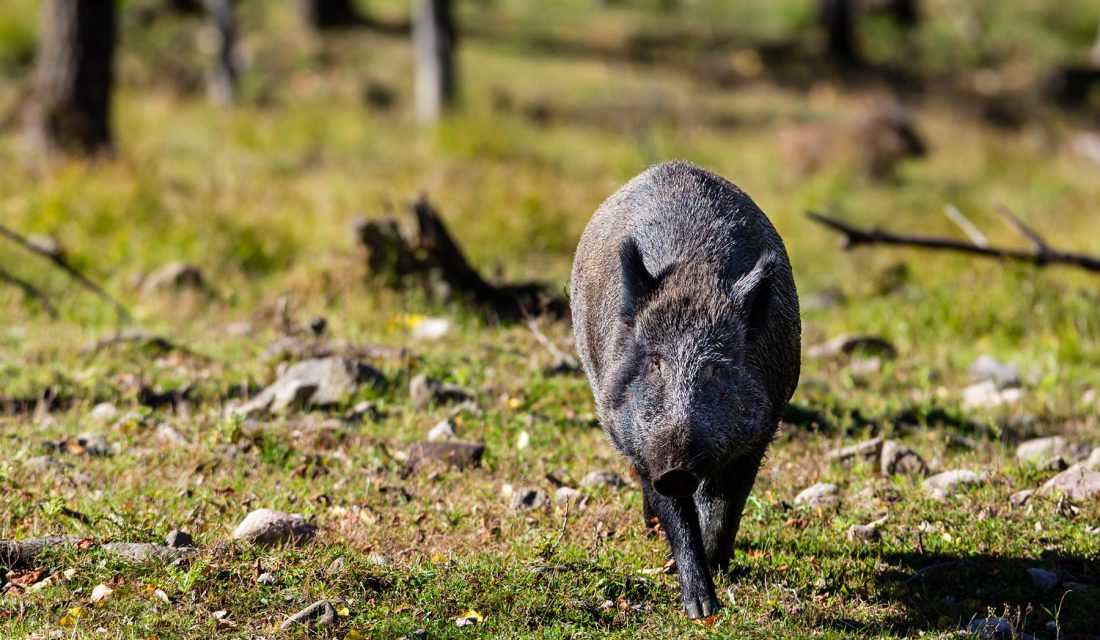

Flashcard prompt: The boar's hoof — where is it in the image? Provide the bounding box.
[653,469,700,497]
[684,593,721,619]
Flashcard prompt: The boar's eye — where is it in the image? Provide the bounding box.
[648,354,663,375]
[704,361,732,380]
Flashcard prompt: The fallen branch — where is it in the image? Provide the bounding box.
[0,224,131,322]
[79,330,205,359]
[355,195,569,322]
[807,211,1100,274]
[526,316,579,373]
[0,267,59,317]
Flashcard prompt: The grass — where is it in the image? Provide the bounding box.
[2,0,1100,637]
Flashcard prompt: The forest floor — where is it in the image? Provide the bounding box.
[1,0,1099,637]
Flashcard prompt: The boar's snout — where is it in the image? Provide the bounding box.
[653,468,700,497]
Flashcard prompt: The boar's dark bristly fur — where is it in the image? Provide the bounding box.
[570,161,801,618]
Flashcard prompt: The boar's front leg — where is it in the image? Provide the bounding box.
[643,480,719,618]
[697,453,763,571]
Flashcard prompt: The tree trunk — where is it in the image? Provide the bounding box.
[206,0,238,106]
[819,0,861,67]
[26,0,117,154]
[301,0,363,30]
[413,0,456,125]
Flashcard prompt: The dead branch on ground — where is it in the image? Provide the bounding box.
[0,224,131,322]
[807,210,1100,274]
[355,195,569,322]
[0,267,59,317]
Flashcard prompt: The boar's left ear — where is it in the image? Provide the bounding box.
[734,253,776,337]
[619,237,662,323]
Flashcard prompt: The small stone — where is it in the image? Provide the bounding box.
[847,523,881,543]
[165,530,193,548]
[324,556,346,577]
[923,470,986,499]
[1037,455,1068,472]
[410,316,452,341]
[806,334,897,359]
[1016,436,1069,464]
[232,509,317,547]
[827,437,883,463]
[1009,489,1034,507]
[966,617,1014,639]
[235,357,385,416]
[880,440,928,477]
[102,542,195,564]
[90,402,119,422]
[794,482,840,509]
[848,357,882,375]
[256,572,276,585]
[962,381,1025,410]
[76,432,114,456]
[279,600,336,632]
[426,419,457,442]
[580,470,627,488]
[154,423,187,446]
[1026,567,1059,592]
[1082,447,1100,472]
[409,374,475,409]
[510,488,549,511]
[142,261,204,294]
[404,441,484,473]
[22,455,66,474]
[968,355,1022,389]
[553,487,583,504]
[1040,466,1100,501]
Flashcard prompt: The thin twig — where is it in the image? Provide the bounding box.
[525,316,579,371]
[995,204,1050,254]
[943,204,989,247]
[0,224,131,323]
[0,267,59,317]
[807,211,1100,274]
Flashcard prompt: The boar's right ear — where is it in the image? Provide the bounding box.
[619,237,660,323]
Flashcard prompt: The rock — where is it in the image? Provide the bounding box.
[235,357,385,416]
[553,487,583,503]
[968,355,1022,389]
[806,334,897,359]
[426,418,456,442]
[794,483,840,509]
[154,423,187,446]
[962,381,1024,410]
[1082,447,1100,472]
[257,572,276,585]
[966,617,1014,639]
[880,440,928,476]
[923,470,987,499]
[580,470,627,488]
[22,455,66,474]
[1026,567,1059,592]
[409,374,475,409]
[102,542,195,564]
[847,524,881,543]
[142,262,204,294]
[232,509,317,547]
[827,437,883,463]
[1040,467,1100,501]
[1037,455,1068,472]
[409,317,452,341]
[76,432,114,456]
[165,530,193,548]
[1016,436,1069,464]
[90,402,119,422]
[848,357,882,375]
[325,556,345,577]
[279,600,336,632]
[511,488,549,511]
[404,441,484,473]
[1009,489,1034,507]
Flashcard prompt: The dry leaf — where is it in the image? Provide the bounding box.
[8,568,47,586]
[90,583,114,605]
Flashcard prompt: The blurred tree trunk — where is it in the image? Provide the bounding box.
[301,0,363,30]
[413,0,456,124]
[819,0,861,66]
[26,0,117,154]
[206,0,238,105]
